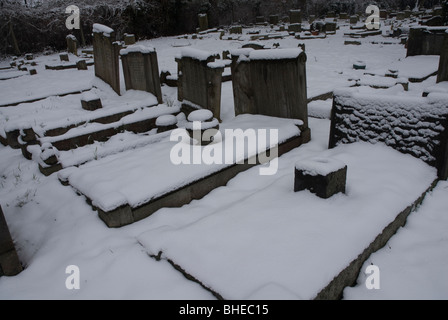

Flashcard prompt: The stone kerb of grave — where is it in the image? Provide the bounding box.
[231,48,310,133]
[92,23,121,95]
[294,157,347,199]
[177,47,225,121]
[120,45,163,104]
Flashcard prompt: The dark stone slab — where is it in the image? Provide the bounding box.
[437,33,448,83]
[0,206,22,277]
[406,27,447,57]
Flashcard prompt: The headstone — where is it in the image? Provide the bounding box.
[288,23,302,33]
[59,53,69,62]
[231,48,309,130]
[404,10,412,18]
[396,12,405,20]
[327,11,336,18]
[339,13,348,20]
[294,157,347,199]
[350,15,358,24]
[437,32,448,83]
[256,16,265,24]
[230,25,243,34]
[124,33,136,46]
[289,9,302,24]
[308,15,316,23]
[325,22,337,33]
[81,92,102,111]
[66,34,78,56]
[198,13,208,32]
[407,27,447,56]
[76,59,88,70]
[92,23,121,95]
[120,45,163,104]
[380,10,388,19]
[422,16,443,26]
[0,206,22,277]
[177,48,224,121]
[25,53,33,60]
[269,15,279,25]
[29,69,37,75]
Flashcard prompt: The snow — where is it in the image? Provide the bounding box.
[295,156,346,176]
[248,48,303,60]
[0,20,447,300]
[156,114,177,127]
[187,109,214,122]
[119,45,155,55]
[92,23,114,37]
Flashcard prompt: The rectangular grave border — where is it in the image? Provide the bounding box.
[64,131,310,228]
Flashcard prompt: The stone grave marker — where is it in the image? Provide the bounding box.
[92,23,121,95]
[59,53,69,62]
[289,9,302,24]
[231,48,309,131]
[120,45,163,104]
[124,33,136,46]
[230,25,243,34]
[66,34,78,56]
[437,32,448,83]
[0,206,22,277]
[407,27,447,56]
[81,91,102,111]
[177,48,224,121]
[256,16,265,24]
[380,10,388,19]
[288,23,302,33]
[198,13,208,32]
[76,59,88,70]
[269,15,279,25]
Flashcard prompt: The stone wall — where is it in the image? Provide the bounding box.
[407,27,448,57]
[329,89,448,179]
[92,24,121,95]
[231,48,309,129]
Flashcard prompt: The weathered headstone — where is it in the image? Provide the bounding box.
[256,16,265,24]
[198,13,208,32]
[288,23,302,33]
[380,10,388,19]
[66,34,78,56]
[124,33,136,46]
[406,27,447,56]
[290,9,302,24]
[437,32,448,83]
[327,11,336,18]
[230,25,243,34]
[92,23,121,95]
[59,53,69,62]
[294,157,347,199]
[396,12,405,20]
[76,59,88,70]
[177,48,224,121]
[339,13,348,19]
[0,206,22,277]
[269,15,279,25]
[120,45,163,104]
[231,48,309,130]
[326,22,337,33]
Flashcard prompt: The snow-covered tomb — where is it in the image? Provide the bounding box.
[231,48,310,140]
[120,45,163,104]
[177,48,224,121]
[329,89,448,179]
[92,23,121,95]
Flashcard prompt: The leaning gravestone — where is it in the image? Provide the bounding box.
[92,24,121,95]
[231,48,309,131]
[177,48,224,121]
[120,45,163,104]
[437,31,448,83]
[289,9,302,24]
[66,34,78,56]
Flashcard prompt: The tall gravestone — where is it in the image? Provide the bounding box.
[120,45,163,104]
[92,23,121,95]
[290,10,302,24]
[177,48,224,121]
[231,48,309,131]
[66,34,78,56]
[437,32,448,83]
[198,13,208,32]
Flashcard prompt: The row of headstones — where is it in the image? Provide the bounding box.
[92,24,163,104]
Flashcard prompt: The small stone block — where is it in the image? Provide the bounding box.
[29,69,37,75]
[59,53,69,62]
[25,53,34,60]
[294,157,347,199]
[81,92,102,111]
[76,59,88,70]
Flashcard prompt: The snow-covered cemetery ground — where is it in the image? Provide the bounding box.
[0,10,448,301]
